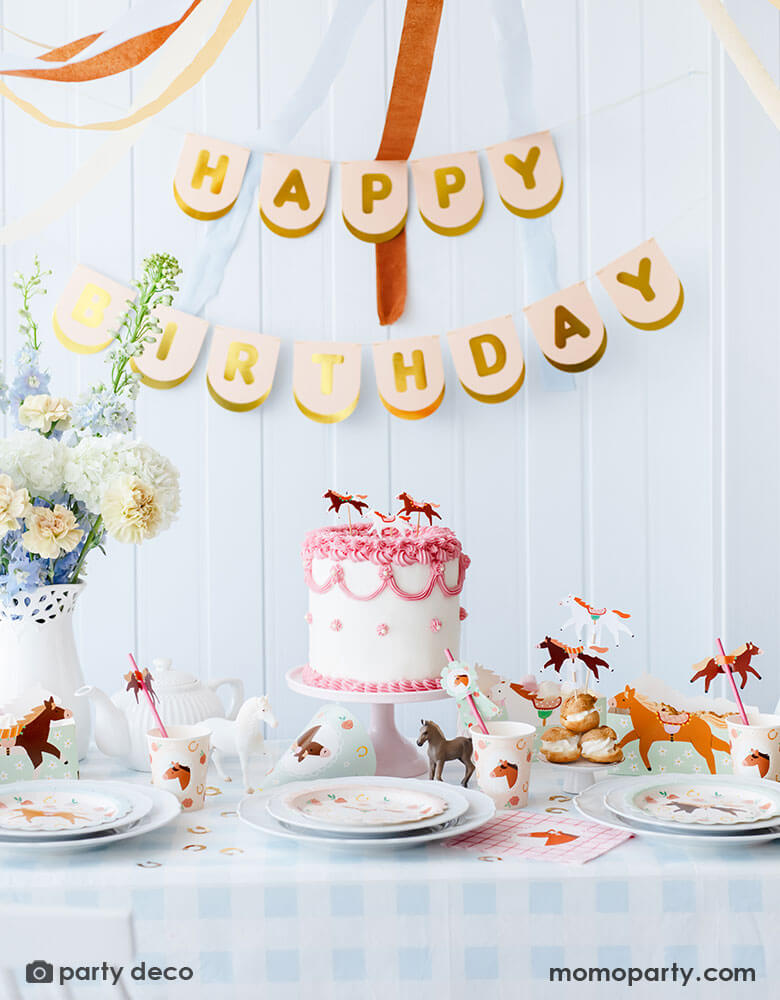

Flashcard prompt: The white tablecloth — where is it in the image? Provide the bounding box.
[0,751,777,1000]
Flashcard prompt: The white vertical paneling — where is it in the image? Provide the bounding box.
[0,0,776,727]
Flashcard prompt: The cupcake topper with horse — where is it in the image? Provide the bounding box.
[559,594,635,648]
[537,636,611,691]
[396,492,441,534]
[323,490,369,533]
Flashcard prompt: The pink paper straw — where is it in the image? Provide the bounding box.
[445,648,489,735]
[716,637,749,725]
[128,653,169,737]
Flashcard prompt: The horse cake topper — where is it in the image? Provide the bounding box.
[559,594,635,648]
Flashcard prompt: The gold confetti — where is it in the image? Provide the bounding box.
[137,861,162,868]
[478,855,503,862]
[205,786,222,796]
[546,807,568,814]
[187,826,211,835]
[220,810,238,818]
[220,847,244,855]
[549,794,572,802]
[183,843,206,852]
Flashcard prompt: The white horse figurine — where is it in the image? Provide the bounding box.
[559,594,635,648]
[206,695,278,793]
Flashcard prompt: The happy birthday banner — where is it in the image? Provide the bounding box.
[172,131,565,236]
[52,237,683,422]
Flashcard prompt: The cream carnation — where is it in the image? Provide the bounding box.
[18,394,71,433]
[0,474,28,538]
[21,504,83,558]
[102,475,163,543]
[0,431,65,496]
[118,442,180,532]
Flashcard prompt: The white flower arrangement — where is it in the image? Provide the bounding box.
[0,255,182,600]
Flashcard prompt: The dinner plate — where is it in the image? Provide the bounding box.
[0,786,180,851]
[0,780,151,837]
[604,775,780,832]
[575,778,780,846]
[241,785,495,850]
[268,777,467,835]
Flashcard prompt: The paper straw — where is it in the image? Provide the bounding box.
[444,648,489,735]
[128,653,169,737]
[716,637,749,725]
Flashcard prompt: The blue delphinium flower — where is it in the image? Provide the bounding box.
[71,382,136,438]
[8,345,50,424]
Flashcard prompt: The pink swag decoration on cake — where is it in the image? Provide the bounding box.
[301,664,442,694]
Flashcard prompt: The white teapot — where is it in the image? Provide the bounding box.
[77,658,244,771]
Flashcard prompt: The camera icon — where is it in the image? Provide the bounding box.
[26,961,54,984]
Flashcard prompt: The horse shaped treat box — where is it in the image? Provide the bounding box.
[606,675,753,775]
[0,690,78,783]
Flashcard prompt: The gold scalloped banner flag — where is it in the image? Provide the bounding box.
[52,237,683,417]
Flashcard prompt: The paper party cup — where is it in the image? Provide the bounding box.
[728,713,780,783]
[472,721,536,809]
[148,724,211,811]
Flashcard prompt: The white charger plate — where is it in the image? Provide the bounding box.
[0,781,151,838]
[0,786,180,851]
[268,777,467,835]
[241,785,494,850]
[575,778,780,847]
[605,775,780,832]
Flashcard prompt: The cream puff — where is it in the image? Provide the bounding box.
[540,726,581,763]
[560,692,600,734]
[580,726,624,764]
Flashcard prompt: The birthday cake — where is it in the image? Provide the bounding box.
[301,523,470,692]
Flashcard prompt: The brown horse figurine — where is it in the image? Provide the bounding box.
[397,492,442,525]
[14,698,69,770]
[323,490,369,516]
[612,685,730,773]
[491,759,519,789]
[743,749,771,778]
[163,762,192,791]
[537,636,610,681]
[691,642,763,692]
[417,720,474,786]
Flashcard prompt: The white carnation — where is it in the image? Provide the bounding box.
[0,431,65,497]
[62,435,126,513]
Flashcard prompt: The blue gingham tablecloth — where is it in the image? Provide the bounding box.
[0,750,778,1000]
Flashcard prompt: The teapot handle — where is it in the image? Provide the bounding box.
[207,678,245,720]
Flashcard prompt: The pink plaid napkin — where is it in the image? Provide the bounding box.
[444,810,633,864]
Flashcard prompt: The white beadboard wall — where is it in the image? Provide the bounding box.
[0,1,778,739]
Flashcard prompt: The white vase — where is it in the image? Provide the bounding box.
[0,584,90,760]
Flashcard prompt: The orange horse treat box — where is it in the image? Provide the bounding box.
[607,675,754,775]
[0,688,78,783]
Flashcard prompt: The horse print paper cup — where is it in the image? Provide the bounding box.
[728,713,780,783]
[472,721,536,809]
[148,724,211,811]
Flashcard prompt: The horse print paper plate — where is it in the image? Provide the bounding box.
[0,780,151,837]
[268,777,468,835]
[605,775,780,831]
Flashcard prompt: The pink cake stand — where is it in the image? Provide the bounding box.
[286,666,448,778]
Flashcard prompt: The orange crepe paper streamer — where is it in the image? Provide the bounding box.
[0,0,252,132]
[374,0,444,325]
[2,1,202,82]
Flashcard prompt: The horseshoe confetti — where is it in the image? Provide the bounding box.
[549,794,572,802]
[478,855,503,862]
[546,807,569,814]
[183,843,207,852]
[187,826,211,835]
[220,811,238,818]
[205,786,222,796]
[137,861,162,868]
[220,847,244,855]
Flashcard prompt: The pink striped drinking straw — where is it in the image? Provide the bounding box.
[715,638,749,726]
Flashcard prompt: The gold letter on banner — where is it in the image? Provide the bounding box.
[293,341,361,423]
[596,238,684,330]
[447,315,525,403]
[341,160,408,243]
[523,283,607,373]
[411,152,484,236]
[53,265,134,355]
[485,131,564,218]
[173,133,250,221]
[373,336,445,419]
[259,153,330,238]
[131,306,209,389]
[206,326,280,412]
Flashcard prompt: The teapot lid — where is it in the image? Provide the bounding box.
[150,657,198,691]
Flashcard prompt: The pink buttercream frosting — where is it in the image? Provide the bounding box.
[302,523,468,568]
[301,664,442,694]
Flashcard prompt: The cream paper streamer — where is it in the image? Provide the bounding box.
[697,0,780,130]
[0,0,240,245]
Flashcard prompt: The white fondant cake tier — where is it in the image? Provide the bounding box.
[302,524,469,686]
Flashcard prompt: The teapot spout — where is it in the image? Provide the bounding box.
[75,685,130,760]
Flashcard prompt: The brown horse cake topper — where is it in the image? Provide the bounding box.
[537,636,610,682]
[396,492,441,528]
[163,762,192,790]
[323,490,369,516]
[690,642,763,693]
